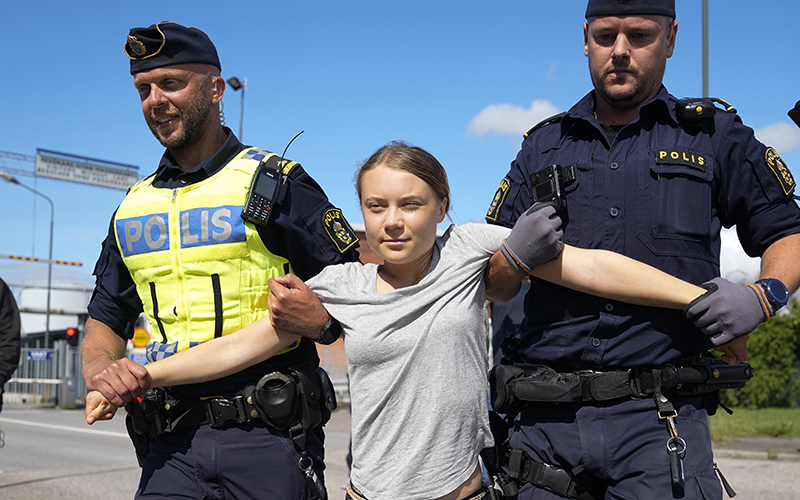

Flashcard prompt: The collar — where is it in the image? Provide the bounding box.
[152,128,245,187]
[565,85,680,128]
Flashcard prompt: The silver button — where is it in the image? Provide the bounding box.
[605,303,615,312]
[610,162,619,170]
[592,338,602,347]
[609,207,620,217]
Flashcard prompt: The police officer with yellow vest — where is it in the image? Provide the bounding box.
[81,22,359,500]
[485,1,800,499]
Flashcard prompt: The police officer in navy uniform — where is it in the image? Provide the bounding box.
[81,22,358,499]
[485,1,800,498]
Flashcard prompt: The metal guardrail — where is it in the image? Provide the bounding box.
[4,342,83,407]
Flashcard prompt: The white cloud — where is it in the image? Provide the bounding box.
[545,62,559,83]
[754,122,800,153]
[466,99,561,140]
[719,226,760,283]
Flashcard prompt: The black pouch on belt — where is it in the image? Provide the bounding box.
[291,363,329,429]
[490,364,526,414]
[491,364,583,413]
[243,372,300,430]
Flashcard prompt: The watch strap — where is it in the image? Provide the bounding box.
[316,313,342,345]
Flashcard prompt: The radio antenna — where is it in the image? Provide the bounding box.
[280,130,304,165]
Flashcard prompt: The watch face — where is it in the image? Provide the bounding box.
[762,279,789,306]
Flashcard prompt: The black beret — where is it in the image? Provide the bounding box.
[125,21,221,75]
[585,0,675,19]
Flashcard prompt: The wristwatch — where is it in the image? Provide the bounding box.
[755,278,789,313]
[316,313,343,345]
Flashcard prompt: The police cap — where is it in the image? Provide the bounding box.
[585,0,675,19]
[125,21,221,75]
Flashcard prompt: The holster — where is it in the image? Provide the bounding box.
[124,401,152,467]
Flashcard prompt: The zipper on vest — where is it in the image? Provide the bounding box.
[169,186,190,349]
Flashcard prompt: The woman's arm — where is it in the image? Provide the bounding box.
[531,244,705,308]
[145,315,301,387]
[532,245,747,363]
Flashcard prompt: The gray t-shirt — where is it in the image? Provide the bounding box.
[307,223,511,499]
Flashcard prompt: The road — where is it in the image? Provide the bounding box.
[0,407,139,500]
[0,405,351,500]
[1,405,798,499]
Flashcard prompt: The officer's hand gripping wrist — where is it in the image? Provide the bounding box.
[684,277,770,346]
[501,204,564,275]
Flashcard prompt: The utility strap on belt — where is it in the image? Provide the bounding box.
[491,365,664,413]
[507,449,603,500]
[579,367,662,401]
[140,391,263,437]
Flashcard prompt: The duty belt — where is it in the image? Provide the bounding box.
[136,390,264,437]
[126,366,336,500]
[490,356,753,414]
[488,356,750,499]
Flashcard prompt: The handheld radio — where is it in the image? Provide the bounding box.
[241,157,287,225]
[241,131,304,226]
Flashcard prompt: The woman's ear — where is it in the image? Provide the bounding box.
[437,197,448,223]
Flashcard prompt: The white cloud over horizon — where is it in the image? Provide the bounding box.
[467,99,561,140]
[719,227,760,283]
[754,121,800,154]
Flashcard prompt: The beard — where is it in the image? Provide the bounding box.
[591,60,666,111]
[146,79,212,150]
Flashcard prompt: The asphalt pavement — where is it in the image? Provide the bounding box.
[2,404,798,499]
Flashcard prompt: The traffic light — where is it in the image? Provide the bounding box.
[66,327,78,347]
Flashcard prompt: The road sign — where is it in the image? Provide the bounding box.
[26,351,51,361]
[35,149,138,190]
[131,327,150,348]
[130,353,148,365]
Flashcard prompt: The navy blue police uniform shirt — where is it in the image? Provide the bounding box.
[87,129,360,396]
[487,86,800,371]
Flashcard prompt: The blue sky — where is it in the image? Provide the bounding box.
[2,0,799,293]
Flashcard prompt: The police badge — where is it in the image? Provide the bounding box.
[322,208,359,253]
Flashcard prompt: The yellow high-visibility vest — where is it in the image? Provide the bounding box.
[114,148,298,354]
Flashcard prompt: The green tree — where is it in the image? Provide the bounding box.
[721,298,800,408]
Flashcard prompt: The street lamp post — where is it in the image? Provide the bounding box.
[1,170,54,348]
[226,76,247,141]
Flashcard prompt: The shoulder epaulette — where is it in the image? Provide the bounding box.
[524,112,566,139]
[270,154,298,176]
[675,97,737,121]
[710,97,736,113]
[243,147,299,176]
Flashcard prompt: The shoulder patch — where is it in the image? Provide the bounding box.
[322,208,359,253]
[486,177,511,222]
[524,112,566,139]
[765,147,796,196]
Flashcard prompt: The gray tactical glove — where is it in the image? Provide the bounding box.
[501,204,563,275]
[684,277,770,346]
